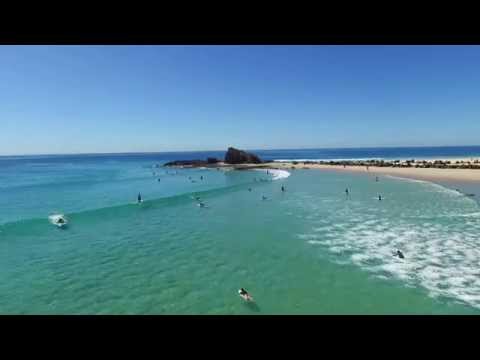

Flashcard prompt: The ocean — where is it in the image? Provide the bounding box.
[1,146,480,314]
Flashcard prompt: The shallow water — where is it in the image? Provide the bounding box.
[1,154,479,314]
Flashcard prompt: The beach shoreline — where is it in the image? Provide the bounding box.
[267,162,480,183]
[164,158,480,184]
[261,161,480,201]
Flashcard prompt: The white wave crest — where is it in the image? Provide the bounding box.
[254,168,291,180]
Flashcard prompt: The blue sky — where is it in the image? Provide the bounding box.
[1,45,480,155]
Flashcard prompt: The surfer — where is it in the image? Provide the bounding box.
[137,193,142,203]
[378,195,382,201]
[238,288,253,301]
[395,250,405,259]
[198,202,206,208]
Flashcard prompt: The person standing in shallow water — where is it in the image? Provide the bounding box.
[138,193,142,203]
[345,188,349,198]
[281,185,285,192]
[378,195,382,201]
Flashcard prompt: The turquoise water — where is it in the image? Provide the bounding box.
[1,156,480,314]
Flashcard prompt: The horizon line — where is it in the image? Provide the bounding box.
[2,144,480,157]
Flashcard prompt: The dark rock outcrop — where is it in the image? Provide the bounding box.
[163,159,208,167]
[207,157,219,164]
[224,147,262,164]
[163,147,262,167]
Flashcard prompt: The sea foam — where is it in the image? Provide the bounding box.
[254,168,291,180]
[298,178,480,309]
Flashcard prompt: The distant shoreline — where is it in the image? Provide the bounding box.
[164,156,480,183]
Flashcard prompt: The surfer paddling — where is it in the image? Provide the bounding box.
[238,288,253,301]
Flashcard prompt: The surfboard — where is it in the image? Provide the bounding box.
[238,290,253,302]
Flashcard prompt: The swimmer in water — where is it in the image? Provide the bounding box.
[376,176,379,182]
[238,288,253,301]
[262,195,267,200]
[248,188,252,192]
[345,188,349,198]
[281,185,285,192]
[198,202,206,208]
[200,176,203,180]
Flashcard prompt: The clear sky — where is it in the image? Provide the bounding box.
[1,45,480,155]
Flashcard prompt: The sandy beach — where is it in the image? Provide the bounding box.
[168,158,480,184]
[264,161,480,183]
